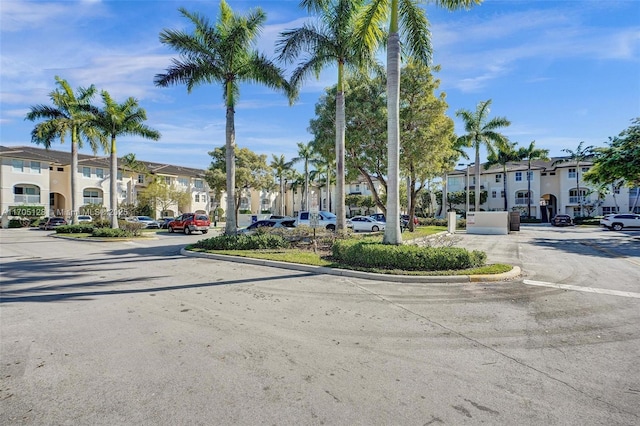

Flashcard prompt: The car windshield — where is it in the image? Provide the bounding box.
[322,212,337,219]
[137,216,154,221]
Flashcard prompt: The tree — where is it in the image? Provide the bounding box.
[399,61,455,231]
[517,140,550,217]
[552,141,594,217]
[277,0,377,232]
[357,0,480,244]
[91,91,161,228]
[25,76,102,224]
[290,141,319,211]
[585,118,640,212]
[120,153,148,205]
[156,1,291,236]
[270,154,292,216]
[456,99,511,212]
[138,177,191,217]
[205,146,272,223]
[484,141,520,212]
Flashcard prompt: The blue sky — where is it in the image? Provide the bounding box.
[1,0,639,171]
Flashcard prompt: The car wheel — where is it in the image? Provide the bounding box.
[184,226,191,235]
[327,224,336,231]
[168,226,174,233]
[202,230,208,234]
[372,225,379,232]
[612,223,623,231]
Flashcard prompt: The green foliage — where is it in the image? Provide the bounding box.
[56,224,95,234]
[117,220,144,236]
[92,219,111,228]
[9,219,29,228]
[193,234,290,251]
[332,240,486,271]
[92,228,130,238]
[418,217,467,229]
[137,177,190,216]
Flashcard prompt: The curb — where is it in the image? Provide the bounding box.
[180,248,521,284]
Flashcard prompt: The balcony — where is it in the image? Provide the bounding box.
[514,198,530,205]
[14,195,41,203]
[84,198,103,205]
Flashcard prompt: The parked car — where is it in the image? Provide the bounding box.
[369,213,386,222]
[168,213,210,234]
[347,215,386,232]
[38,217,49,230]
[159,217,175,229]
[551,214,574,227]
[126,216,160,229]
[43,217,67,230]
[600,213,640,231]
[401,214,419,226]
[77,215,93,223]
[369,213,418,228]
[238,218,296,235]
[295,211,337,231]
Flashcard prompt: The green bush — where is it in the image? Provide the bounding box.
[92,219,110,228]
[332,240,486,271]
[92,228,130,238]
[118,220,144,236]
[418,217,466,228]
[8,218,29,228]
[193,234,290,250]
[56,224,95,234]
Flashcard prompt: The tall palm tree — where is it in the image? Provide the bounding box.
[270,154,292,216]
[91,91,160,228]
[357,0,480,244]
[290,141,319,211]
[156,1,291,236]
[456,99,511,212]
[518,140,550,217]
[277,0,376,232]
[287,169,305,215]
[442,135,469,216]
[552,141,594,217]
[120,153,148,206]
[484,141,519,212]
[25,76,102,224]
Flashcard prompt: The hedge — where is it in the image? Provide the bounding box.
[332,240,486,271]
[92,228,131,238]
[56,224,95,234]
[193,234,290,251]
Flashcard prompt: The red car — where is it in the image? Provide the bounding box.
[168,213,210,235]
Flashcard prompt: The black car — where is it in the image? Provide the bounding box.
[43,217,67,230]
[551,214,573,226]
[159,217,175,229]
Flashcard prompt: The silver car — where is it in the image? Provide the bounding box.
[600,213,640,231]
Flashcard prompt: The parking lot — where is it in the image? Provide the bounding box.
[1,226,639,424]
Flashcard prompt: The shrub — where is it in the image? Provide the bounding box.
[92,219,110,228]
[193,234,290,250]
[118,220,144,236]
[8,218,29,228]
[332,240,486,271]
[92,228,130,238]
[56,224,95,234]
[417,217,466,229]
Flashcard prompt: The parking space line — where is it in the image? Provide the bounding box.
[523,279,640,299]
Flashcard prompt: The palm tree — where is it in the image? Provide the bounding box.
[484,141,520,212]
[357,0,480,244]
[518,140,550,217]
[290,141,319,211]
[25,76,102,224]
[277,0,377,232]
[120,153,148,206]
[156,2,291,236]
[270,154,292,216]
[91,91,160,228]
[552,141,594,217]
[456,99,511,212]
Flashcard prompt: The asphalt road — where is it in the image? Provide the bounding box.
[1,226,639,425]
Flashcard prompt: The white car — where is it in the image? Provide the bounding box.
[77,215,93,223]
[347,215,386,232]
[126,216,160,229]
[600,213,640,231]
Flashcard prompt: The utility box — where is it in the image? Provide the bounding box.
[447,211,457,234]
[509,211,521,232]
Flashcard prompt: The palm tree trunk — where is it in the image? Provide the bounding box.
[70,130,79,225]
[335,77,346,231]
[225,103,236,235]
[383,31,402,245]
[110,136,119,229]
[474,142,481,211]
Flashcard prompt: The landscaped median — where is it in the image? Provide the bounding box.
[183,226,520,283]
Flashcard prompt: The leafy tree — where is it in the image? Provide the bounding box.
[277,0,377,232]
[137,177,191,218]
[205,146,272,222]
[270,154,292,216]
[357,0,481,244]
[484,141,520,212]
[399,61,455,231]
[25,76,102,224]
[552,141,594,216]
[290,141,319,211]
[585,118,640,212]
[456,99,510,212]
[91,91,160,228]
[120,153,148,205]
[517,140,550,217]
[156,1,291,235]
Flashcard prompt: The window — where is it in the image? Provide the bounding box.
[500,190,505,198]
[195,194,200,202]
[472,177,476,185]
[581,167,589,173]
[194,179,204,189]
[178,177,189,186]
[57,167,64,172]
[138,174,145,184]
[602,206,619,215]
[568,168,576,179]
[13,185,40,203]
[355,184,360,192]
[83,189,102,205]
[527,171,533,181]
[491,190,497,198]
[541,172,547,176]
[515,190,530,205]
[614,187,620,194]
[240,197,250,209]
[549,172,556,176]
[495,174,502,183]
[96,168,104,178]
[515,172,522,182]
[82,167,91,178]
[12,159,24,172]
[117,171,123,181]
[164,176,172,185]
[569,188,588,204]
[202,194,207,203]
[30,161,41,174]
